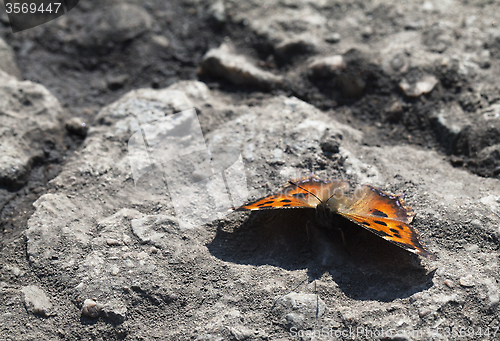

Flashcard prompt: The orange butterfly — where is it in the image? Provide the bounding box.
[236,176,436,260]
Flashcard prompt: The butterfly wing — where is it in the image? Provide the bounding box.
[235,193,316,210]
[337,185,436,259]
[236,176,343,211]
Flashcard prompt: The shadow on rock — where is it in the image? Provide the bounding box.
[207,209,435,302]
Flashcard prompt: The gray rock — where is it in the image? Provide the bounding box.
[277,292,327,331]
[399,74,438,97]
[102,299,127,324]
[65,117,88,137]
[475,144,500,178]
[308,55,345,78]
[430,103,472,153]
[0,38,21,79]
[0,71,65,189]
[200,43,282,90]
[77,3,154,47]
[227,326,254,340]
[81,298,103,318]
[21,285,53,317]
[324,32,341,44]
[207,0,226,24]
[23,80,500,339]
[274,36,318,59]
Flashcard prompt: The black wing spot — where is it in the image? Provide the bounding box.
[280,199,292,203]
[292,193,308,199]
[390,228,399,234]
[283,204,291,207]
[397,224,404,230]
[372,209,389,218]
[393,233,402,239]
[263,201,274,205]
[373,220,388,226]
[373,229,390,237]
[362,221,371,226]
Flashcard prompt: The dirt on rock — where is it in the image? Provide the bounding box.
[1,1,500,340]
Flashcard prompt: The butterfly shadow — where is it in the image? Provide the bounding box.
[207,210,435,302]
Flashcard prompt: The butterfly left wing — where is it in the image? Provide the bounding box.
[236,176,337,211]
[337,185,436,259]
[235,193,316,210]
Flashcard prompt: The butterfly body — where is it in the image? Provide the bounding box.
[236,176,436,260]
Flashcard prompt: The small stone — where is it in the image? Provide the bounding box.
[82,299,103,318]
[65,117,88,137]
[228,326,253,341]
[362,26,374,38]
[325,32,341,44]
[110,265,120,275]
[418,308,432,318]
[274,37,317,60]
[460,274,475,287]
[102,299,127,324]
[151,35,170,48]
[207,0,226,24]
[444,279,454,288]
[12,266,21,276]
[21,285,53,317]
[308,55,345,78]
[107,74,129,90]
[200,43,282,90]
[106,238,121,246]
[283,312,305,330]
[399,74,438,97]
[275,292,326,318]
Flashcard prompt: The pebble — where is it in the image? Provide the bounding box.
[275,292,326,318]
[324,32,341,43]
[459,274,475,287]
[200,43,282,90]
[308,55,345,78]
[65,117,88,137]
[21,285,53,317]
[106,238,121,246]
[82,299,102,318]
[82,298,103,318]
[151,35,170,48]
[399,74,438,97]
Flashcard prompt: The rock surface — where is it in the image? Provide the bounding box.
[1,0,500,340]
[0,71,65,190]
[22,81,500,339]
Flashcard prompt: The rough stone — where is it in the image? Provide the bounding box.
[200,43,282,90]
[81,298,103,318]
[399,74,438,97]
[0,71,65,189]
[77,3,154,47]
[65,117,88,137]
[21,285,53,317]
[308,55,345,78]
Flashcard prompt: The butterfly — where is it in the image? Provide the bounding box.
[236,176,436,259]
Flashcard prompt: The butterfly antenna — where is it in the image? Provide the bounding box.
[288,181,323,203]
[271,278,308,312]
